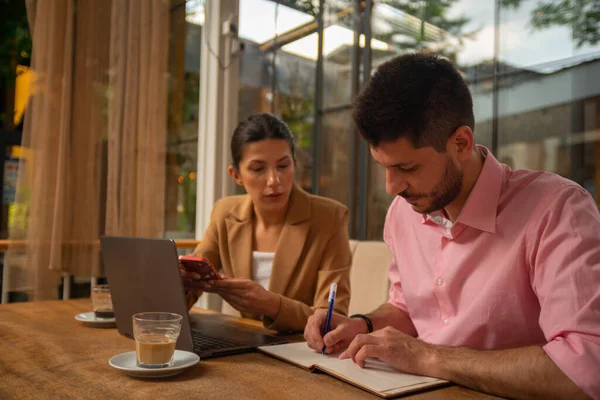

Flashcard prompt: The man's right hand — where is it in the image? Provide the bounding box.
[304,309,369,354]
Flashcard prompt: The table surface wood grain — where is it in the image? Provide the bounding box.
[0,299,503,400]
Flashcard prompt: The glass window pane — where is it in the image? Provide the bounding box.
[164,0,202,238]
[322,1,356,109]
[239,0,315,44]
[497,0,600,205]
[366,158,391,240]
[237,1,317,193]
[277,44,316,191]
[238,0,317,118]
[499,0,600,70]
[319,109,353,206]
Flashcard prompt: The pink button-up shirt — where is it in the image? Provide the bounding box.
[385,146,600,398]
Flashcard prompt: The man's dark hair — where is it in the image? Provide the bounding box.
[351,52,474,152]
[231,113,296,171]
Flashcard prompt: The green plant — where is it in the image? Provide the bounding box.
[279,0,318,17]
[501,0,600,47]
[0,0,31,81]
[377,0,471,64]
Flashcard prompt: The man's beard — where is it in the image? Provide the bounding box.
[400,157,463,214]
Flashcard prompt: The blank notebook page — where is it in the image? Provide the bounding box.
[259,342,445,394]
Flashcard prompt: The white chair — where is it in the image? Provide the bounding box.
[348,241,391,315]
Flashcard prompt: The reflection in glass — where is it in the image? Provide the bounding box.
[321,1,356,108]
[497,0,600,205]
[319,110,353,206]
[165,1,202,238]
[237,0,317,193]
[499,0,600,69]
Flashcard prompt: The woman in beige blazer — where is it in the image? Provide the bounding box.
[182,113,351,333]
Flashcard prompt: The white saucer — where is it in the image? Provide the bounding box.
[109,350,200,378]
[74,311,116,327]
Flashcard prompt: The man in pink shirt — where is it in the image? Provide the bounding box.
[304,53,599,399]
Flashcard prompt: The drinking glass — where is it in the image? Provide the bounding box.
[132,312,183,368]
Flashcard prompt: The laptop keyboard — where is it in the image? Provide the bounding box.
[191,329,245,351]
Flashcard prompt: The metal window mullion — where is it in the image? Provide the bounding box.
[270,3,279,113]
[357,0,372,240]
[311,0,325,195]
[346,0,362,238]
[492,0,500,154]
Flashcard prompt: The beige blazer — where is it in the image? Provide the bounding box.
[191,184,351,332]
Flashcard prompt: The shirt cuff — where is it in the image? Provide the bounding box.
[543,333,600,399]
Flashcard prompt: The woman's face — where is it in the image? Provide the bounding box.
[229,139,295,214]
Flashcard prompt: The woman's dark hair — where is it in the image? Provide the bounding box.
[231,113,296,171]
[351,52,475,152]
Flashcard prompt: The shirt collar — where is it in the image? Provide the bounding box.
[421,146,504,234]
[456,145,504,233]
[426,210,455,229]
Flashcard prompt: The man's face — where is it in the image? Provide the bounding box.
[371,137,463,214]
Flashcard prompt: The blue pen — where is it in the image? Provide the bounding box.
[321,283,337,355]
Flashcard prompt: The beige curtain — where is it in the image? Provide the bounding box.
[106,0,169,237]
[5,0,170,301]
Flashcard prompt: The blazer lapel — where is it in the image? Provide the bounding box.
[269,185,311,295]
[225,196,253,280]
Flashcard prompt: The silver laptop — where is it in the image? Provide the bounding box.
[100,236,288,358]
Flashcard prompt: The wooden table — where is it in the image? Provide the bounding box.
[0,299,502,399]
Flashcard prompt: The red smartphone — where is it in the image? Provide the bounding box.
[178,255,221,281]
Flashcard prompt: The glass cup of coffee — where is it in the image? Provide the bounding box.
[132,312,183,368]
[91,284,114,319]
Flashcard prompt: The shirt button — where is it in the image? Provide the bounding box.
[443,318,449,325]
[437,278,444,286]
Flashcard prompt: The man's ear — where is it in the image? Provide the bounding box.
[228,165,243,186]
[450,126,475,161]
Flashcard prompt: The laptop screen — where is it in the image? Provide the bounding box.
[100,236,196,352]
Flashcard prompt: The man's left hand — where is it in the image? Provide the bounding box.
[339,326,438,377]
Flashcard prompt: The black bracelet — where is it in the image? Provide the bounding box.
[350,314,373,333]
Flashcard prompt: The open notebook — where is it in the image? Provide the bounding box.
[258,342,448,398]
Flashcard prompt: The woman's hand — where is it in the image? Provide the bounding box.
[196,276,281,319]
[179,261,205,291]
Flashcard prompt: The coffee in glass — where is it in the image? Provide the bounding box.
[91,284,114,319]
[132,312,183,368]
